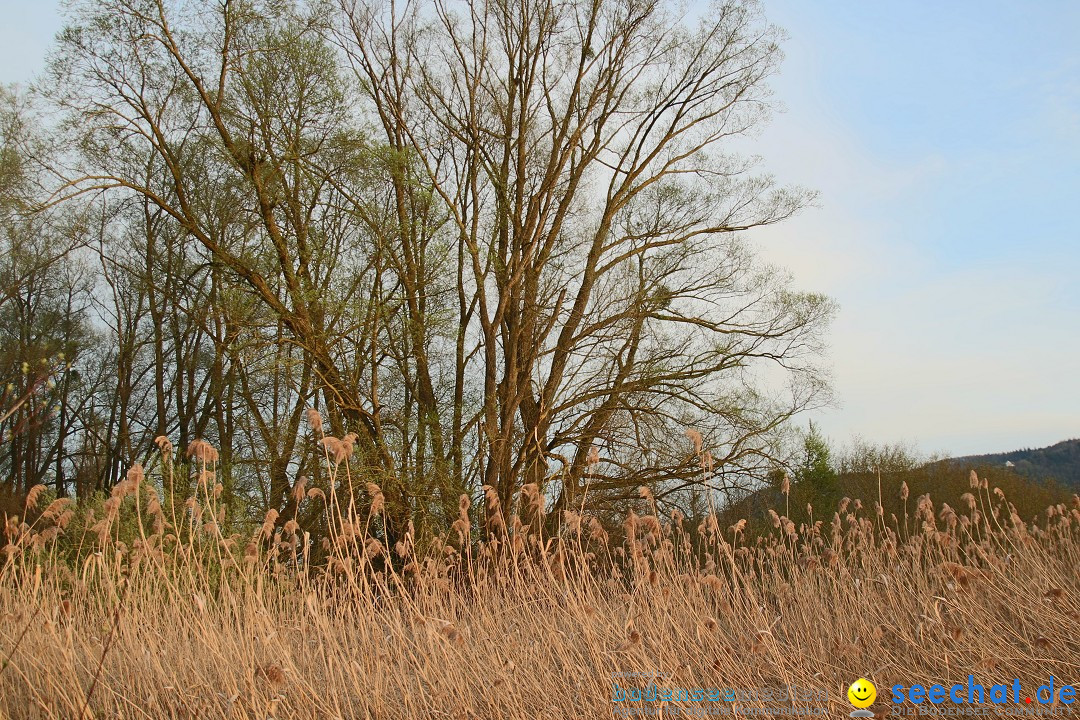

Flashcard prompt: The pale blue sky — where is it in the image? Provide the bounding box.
[2,0,1077,456]
[746,1,1080,456]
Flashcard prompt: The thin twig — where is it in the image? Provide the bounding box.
[0,604,42,678]
[80,578,132,719]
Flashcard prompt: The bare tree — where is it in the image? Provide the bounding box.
[0,87,95,500]
[44,1,392,521]
[336,0,834,518]
[41,0,834,540]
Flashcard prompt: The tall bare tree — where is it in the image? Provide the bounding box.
[336,0,834,517]
[42,0,833,540]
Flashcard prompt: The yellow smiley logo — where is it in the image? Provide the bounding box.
[848,678,877,709]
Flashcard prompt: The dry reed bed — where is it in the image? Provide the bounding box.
[2,445,1079,719]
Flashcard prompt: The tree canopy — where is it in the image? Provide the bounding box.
[1,0,834,545]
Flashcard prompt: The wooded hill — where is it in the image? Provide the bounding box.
[949,438,1080,490]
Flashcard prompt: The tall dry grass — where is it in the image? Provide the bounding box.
[1,436,1079,719]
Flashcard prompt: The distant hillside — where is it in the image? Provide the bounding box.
[717,439,1079,540]
[951,438,1080,490]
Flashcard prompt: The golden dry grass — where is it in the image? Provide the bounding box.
[2,451,1079,719]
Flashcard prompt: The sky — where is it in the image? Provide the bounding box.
[1,0,1077,457]
[741,0,1080,457]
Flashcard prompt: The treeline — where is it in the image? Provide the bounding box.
[718,428,1076,540]
[0,0,834,544]
[953,439,1080,489]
